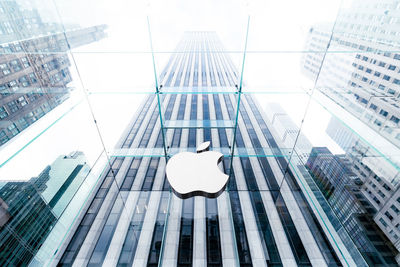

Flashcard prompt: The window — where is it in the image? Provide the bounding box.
[383,183,391,191]
[383,75,391,81]
[391,205,400,215]
[10,60,21,72]
[42,63,50,72]
[0,85,9,95]
[17,118,28,129]
[21,57,30,68]
[388,89,396,95]
[379,109,388,117]
[394,79,400,85]
[378,190,385,198]
[18,76,29,87]
[379,61,386,67]
[0,63,10,75]
[388,65,396,70]
[29,73,37,83]
[369,103,377,110]
[7,101,18,113]
[394,54,400,60]
[8,80,18,91]
[390,116,400,124]
[0,106,8,119]
[7,123,18,136]
[378,84,385,90]
[385,211,394,221]
[0,130,8,144]
[384,126,393,133]
[366,68,372,73]
[374,71,381,77]
[379,218,388,227]
[17,96,27,106]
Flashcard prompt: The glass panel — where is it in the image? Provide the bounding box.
[2,0,400,266]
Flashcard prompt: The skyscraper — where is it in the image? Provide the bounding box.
[0,0,107,147]
[327,116,400,256]
[263,102,313,163]
[306,147,398,265]
[0,24,107,146]
[302,0,400,149]
[302,1,400,259]
[0,151,91,266]
[53,31,384,266]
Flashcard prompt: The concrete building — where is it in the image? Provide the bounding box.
[0,25,107,146]
[306,147,398,265]
[327,116,400,259]
[302,0,400,149]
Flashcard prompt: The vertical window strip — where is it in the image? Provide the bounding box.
[237,100,312,265]
[225,94,283,265]
[213,94,252,265]
[116,191,151,266]
[146,192,170,266]
[116,158,160,266]
[122,95,154,148]
[222,159,252,266]
[205,198,223,266]
[177,198,194,267]
[244,95,342,265]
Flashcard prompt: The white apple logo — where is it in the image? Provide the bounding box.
[166,141,229,199]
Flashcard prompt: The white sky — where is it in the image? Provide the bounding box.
[0,0,347,180]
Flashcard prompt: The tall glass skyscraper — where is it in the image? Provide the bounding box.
[56,32,386,267]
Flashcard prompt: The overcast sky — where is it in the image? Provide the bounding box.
[0,0,347,180]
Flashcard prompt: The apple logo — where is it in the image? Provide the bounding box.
[166,141,229,199]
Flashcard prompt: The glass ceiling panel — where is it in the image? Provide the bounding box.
[245,0,343,52]
[0,92,105,180]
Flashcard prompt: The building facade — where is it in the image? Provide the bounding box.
[302,0,400,149]
[327,117,400,255]
[0,151,91,266]
[52,31,387,267]
[263,102,313,163]
[0,24,107,146]
[306,147,398,265]
[302,0,400,258]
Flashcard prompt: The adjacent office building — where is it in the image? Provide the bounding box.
[263,102,313,162]
[53,31,386,267]
[302,0,400,259]
[302,0,400,149]
[0,151,91,266]
[306,147,398,265]
[263,102,399,264]
[0,0,107,146]
[327,117,400,257]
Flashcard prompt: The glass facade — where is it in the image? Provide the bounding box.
[57,32,370,266]
[1,0,400,266]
